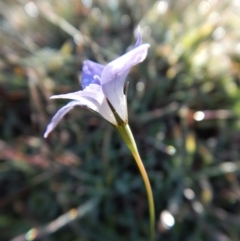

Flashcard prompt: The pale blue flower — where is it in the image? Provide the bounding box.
[44,28,150,138]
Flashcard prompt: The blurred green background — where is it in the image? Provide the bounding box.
[0,0,240,240]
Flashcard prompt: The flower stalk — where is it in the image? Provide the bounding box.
[116,123,155,241]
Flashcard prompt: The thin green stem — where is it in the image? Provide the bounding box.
[116,124,155,241]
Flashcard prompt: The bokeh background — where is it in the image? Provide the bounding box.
[1,0,240,240]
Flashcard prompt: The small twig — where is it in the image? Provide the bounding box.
[193,161,240,179]
[10,198,99,241]
[137,102,180,124]
[26,68,47,130]
[29,0,116,60]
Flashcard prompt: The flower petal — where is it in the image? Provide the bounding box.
[81,60,104,89]
[82,84,117,125]
[101,44,150,121]
[49,84,117,125]
[50,91,98,111]
[134,26,142,48]
[44,101,81,138]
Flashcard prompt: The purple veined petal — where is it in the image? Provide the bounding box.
[134,26,142,48]
[48,84,117,126]
[44,101,81,138]
[50,91,99,111]
[80,84,105,104]
[80,84,117,125]
[101,43,150,121]
[81,60,104,89]
[50,84,103,106]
